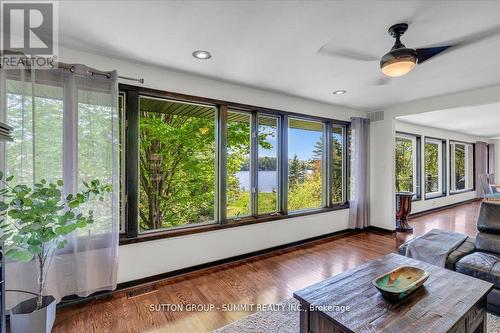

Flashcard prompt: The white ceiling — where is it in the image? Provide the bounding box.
[58,1,500,111]
[397,102,500,138]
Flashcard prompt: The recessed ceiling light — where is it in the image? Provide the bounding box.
[333,90,347,95]
[192,50,212,60]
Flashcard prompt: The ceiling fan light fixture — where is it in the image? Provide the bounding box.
[380,48,417,77]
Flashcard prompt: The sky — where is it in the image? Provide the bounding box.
[259,127,343,161]
[288,128,322,160]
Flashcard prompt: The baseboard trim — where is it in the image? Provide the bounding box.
[368,226,396,234]
[409,198,480,218]
[57,228,355,308]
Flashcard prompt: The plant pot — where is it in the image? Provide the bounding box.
[10,296,56,333]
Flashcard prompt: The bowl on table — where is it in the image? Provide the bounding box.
[372,265,430,300]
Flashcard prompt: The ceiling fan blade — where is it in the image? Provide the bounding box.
[416,25,500,63]
[416,46,452,64]
[317,45,378,62]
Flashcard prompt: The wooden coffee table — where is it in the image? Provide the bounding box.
[293,253,493,333]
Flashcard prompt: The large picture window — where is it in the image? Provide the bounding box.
[138,96,217,232]
[395,133,421,199]
[121,86,350,240]
[450,141,474,192]
[424,138,445,198]
[257,115,279,215]
[226,111,252,219]
[288,118,324,211]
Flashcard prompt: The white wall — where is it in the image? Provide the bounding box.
[119,210,349,282]
[369,117,395,230]
[57,47,365,283]
[395,121,482,214]
[59,47,365,122]
[369,85,500,231]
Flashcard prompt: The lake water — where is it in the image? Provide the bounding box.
[236,171,277,192]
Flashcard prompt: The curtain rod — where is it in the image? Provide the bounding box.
[55,61,144,84]
[56,62,144,84]
[0,54,145,84]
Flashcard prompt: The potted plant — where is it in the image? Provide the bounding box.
[0,172,111,333]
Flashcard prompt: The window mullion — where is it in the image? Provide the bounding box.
[442,141,447,195]
[324,122,332,208]
[343,125,348,204]
[125,89,139,238]
[250,112,258,217]
[280,115,288,215]
[217,104,228,224]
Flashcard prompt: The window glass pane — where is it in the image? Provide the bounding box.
[454,144,466,191]
[257,115,279,214]
[332,126,344,203]
[451,142,474,192]
[226,111,251,219]
[395,137,414,193]
[425,141,441,195]
[78,89,115,235]
[467,145,474,189]
[139,96,216,231]
[6,80,63,185]
[288,118,323,211]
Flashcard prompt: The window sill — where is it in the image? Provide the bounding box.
[119,203,349,245]
[424,193,446,200]
[449,189,475,196]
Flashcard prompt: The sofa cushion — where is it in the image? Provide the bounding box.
[477,202,500,234]
[475,232,500,253]
[398,236,475,270]
[456,252,500,288]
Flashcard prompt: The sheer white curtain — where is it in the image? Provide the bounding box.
[488,143,496,183]
[348,117,369,229]
[1,65,120,307]
[475,141,488,198]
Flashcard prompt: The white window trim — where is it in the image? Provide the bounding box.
[425,138,443,198]
[450,142,474,193]
[395,134,417,196]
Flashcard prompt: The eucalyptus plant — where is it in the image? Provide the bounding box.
[0,172,111,310]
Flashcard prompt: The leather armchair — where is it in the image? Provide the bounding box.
[455,202,500,314]
[399,202,500,314]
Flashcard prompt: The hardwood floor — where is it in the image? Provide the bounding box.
[53,201,481,333]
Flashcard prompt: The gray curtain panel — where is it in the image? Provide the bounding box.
[348,117,369,229]
[489,143,496,183]
[475,142,488,198]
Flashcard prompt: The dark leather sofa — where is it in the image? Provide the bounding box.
[399,202,500,314]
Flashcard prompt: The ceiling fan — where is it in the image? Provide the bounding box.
[319,23,500,85]
[379,23,450,77]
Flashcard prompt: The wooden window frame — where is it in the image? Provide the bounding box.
[119,84,351,244]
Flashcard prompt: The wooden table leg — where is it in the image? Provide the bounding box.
[473,311,486,333]
[299,302,309,333]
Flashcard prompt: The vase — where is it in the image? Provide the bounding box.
[10,295,56,333]
[396,192,414,232]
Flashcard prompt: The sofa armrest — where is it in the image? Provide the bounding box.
[446,236,476,270]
